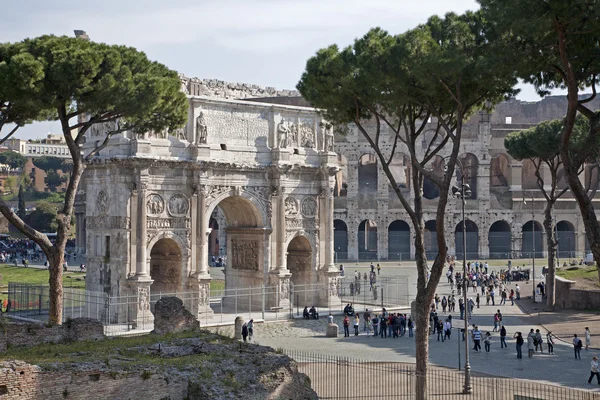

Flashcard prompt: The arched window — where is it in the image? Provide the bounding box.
[489,221,511,259]
[333,220,348,261]
[556,221,576,259]
[455,220,479,259]
[388,220,410,260]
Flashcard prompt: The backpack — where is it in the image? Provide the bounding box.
[576,339,583,349]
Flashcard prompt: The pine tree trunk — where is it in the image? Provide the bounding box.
[414,234,430,400]
[543,204,556,310]
[48,248,65,325]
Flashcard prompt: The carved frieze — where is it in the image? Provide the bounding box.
[285,197,299,216]
[279,277,290,300]
[174,230,191,249]
[146,194,164,215]
[147,217,190,229]
[168,194,189,216]
[137,286,150,312]
[206,185,232,204]
[86,216,130,230]
[231,239,259,271]
[299,120,315,148]
[242,186,272,219]
[97,190,109,215]
[285,217,316,230]
[301,197,317,218]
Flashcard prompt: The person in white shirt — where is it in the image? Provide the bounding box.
[585,327,592,350]
[589,356,600,385]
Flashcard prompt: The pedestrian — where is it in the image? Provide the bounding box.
[574,334,583,359]
[589,356,600,385]
[380,315,387,338]
[241,322,248,342]
[509,289,515,306]
[534,329,543,352]
[444,319,452,341]
[515,284,521,300]
[247,319,254,341]
[377,263,381,275]
[490,288,495,306]
[585,327,592,350]
[343,315,350,337]
[493,312,500,332]
[441,296,447,313]
[363,309,371,332]
[354,314,360,336]
[514,332,524,359]
[372,314,379,336]
[437,319,444,342]
[500,325,507,348]
[546,331,555,354]
[472,326,482,352]
[486,289,491,306]
[476,293,480,309]
[527,329,535,357]
[484,332,492,352]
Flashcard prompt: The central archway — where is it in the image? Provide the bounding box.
[150,238,183,294]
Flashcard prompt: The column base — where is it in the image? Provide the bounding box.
[127,278,154,330]
[267,272,292,310]
[316,270,341,308]
[188,277,213,322]
[191,145,211,160]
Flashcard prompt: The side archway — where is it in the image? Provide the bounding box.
[388,220,410,260]
[334,219,348,261]
[287,235,313,287]
[489,220,511,259]
[455,220,479,259]
[424,220,438,260]
[149,237,183,295]
[556,220,576,259]
[358,219,378,261]
[522,220,543,258]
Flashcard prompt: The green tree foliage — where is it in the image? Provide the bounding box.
[25,201,57,233]
[2,176,16,194]
[17,184,25,219]
[0,35,188,324]
[298,12,516,399]
[505,117,593,308]
[480,0,600,281]
[44,170,68,192]
[0,151,27,169]
[32,156,65,173]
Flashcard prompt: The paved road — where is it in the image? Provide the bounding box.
[210,263,600,393]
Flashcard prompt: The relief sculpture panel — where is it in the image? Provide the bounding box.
[231,239,259,271]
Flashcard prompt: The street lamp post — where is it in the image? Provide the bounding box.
[450,159,472,395]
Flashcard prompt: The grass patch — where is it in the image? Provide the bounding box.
[0,330,230,368]
[0,265,86,289]
[210,279,224,291]
[556,265,599,286]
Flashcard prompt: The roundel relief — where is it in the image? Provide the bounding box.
[168,194,189,216]
[146,194,164,215]
[301,197,317,218]
[97,190,109,215]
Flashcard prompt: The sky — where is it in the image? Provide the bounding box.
[2,0,564,140]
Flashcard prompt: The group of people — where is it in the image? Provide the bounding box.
[341,308,414,338]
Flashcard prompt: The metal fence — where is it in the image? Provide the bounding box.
[7,279,409,336]
[285,350,600,400]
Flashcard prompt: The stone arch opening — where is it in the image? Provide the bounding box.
[209,195,266,289]
[334,154,348,197]
[455,220,479,259]
[522,159,538,190]
[358,219,378,261]
[334,219,348,261]
[489,221,511,259]
[358,154,378,208]
[584,164,600,193]
[522,220,543,258]
[423,156,445,200]
[388,220,410,260]
[458,153,479,199]
[287,236,313,288]
[208,217,219,261]
[490,154,510,189]
[150,238,183,294]
[556,220,576,259]
[424,220,438,260]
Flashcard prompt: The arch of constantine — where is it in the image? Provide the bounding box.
[76,78,339,326]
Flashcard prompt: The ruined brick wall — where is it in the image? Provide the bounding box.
[0,361,188,400]
[0,318,104,352]
[180,75,300,100]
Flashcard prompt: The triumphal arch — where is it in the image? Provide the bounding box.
[77,83,339,326]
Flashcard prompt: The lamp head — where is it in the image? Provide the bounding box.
[451,186,460,196]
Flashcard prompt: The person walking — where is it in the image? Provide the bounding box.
[377,263,381,275]
[585,327,592,350]
[574,334,583,359]
[484,332,492,353]
[527,329,535,357]
[514,332,524,359]
[472,326,482,352]
[437,320,444,342]
[372,314,379,336]
[534,329,543,352]
[247,319,254,341]
[500,325,507,348]
[408,317,414,337]
[343,315,350,337]
[380,315,387,338]
[589,356,600,385]
[441,296,447,313]
[515,284,520,300]
[509,289,515,306]
[444,319,452,341]
[241,322,249,342]
[546,331,555,354]
[493,312,500,332]
[476,293,480,309]
[354,314,360,336]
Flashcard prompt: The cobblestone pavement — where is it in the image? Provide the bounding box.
[209,263,600,393]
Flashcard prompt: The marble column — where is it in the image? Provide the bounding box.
[136,184,149,277]
[324,189,336,271]
[277,189,287,272]
[194,189,210,278]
